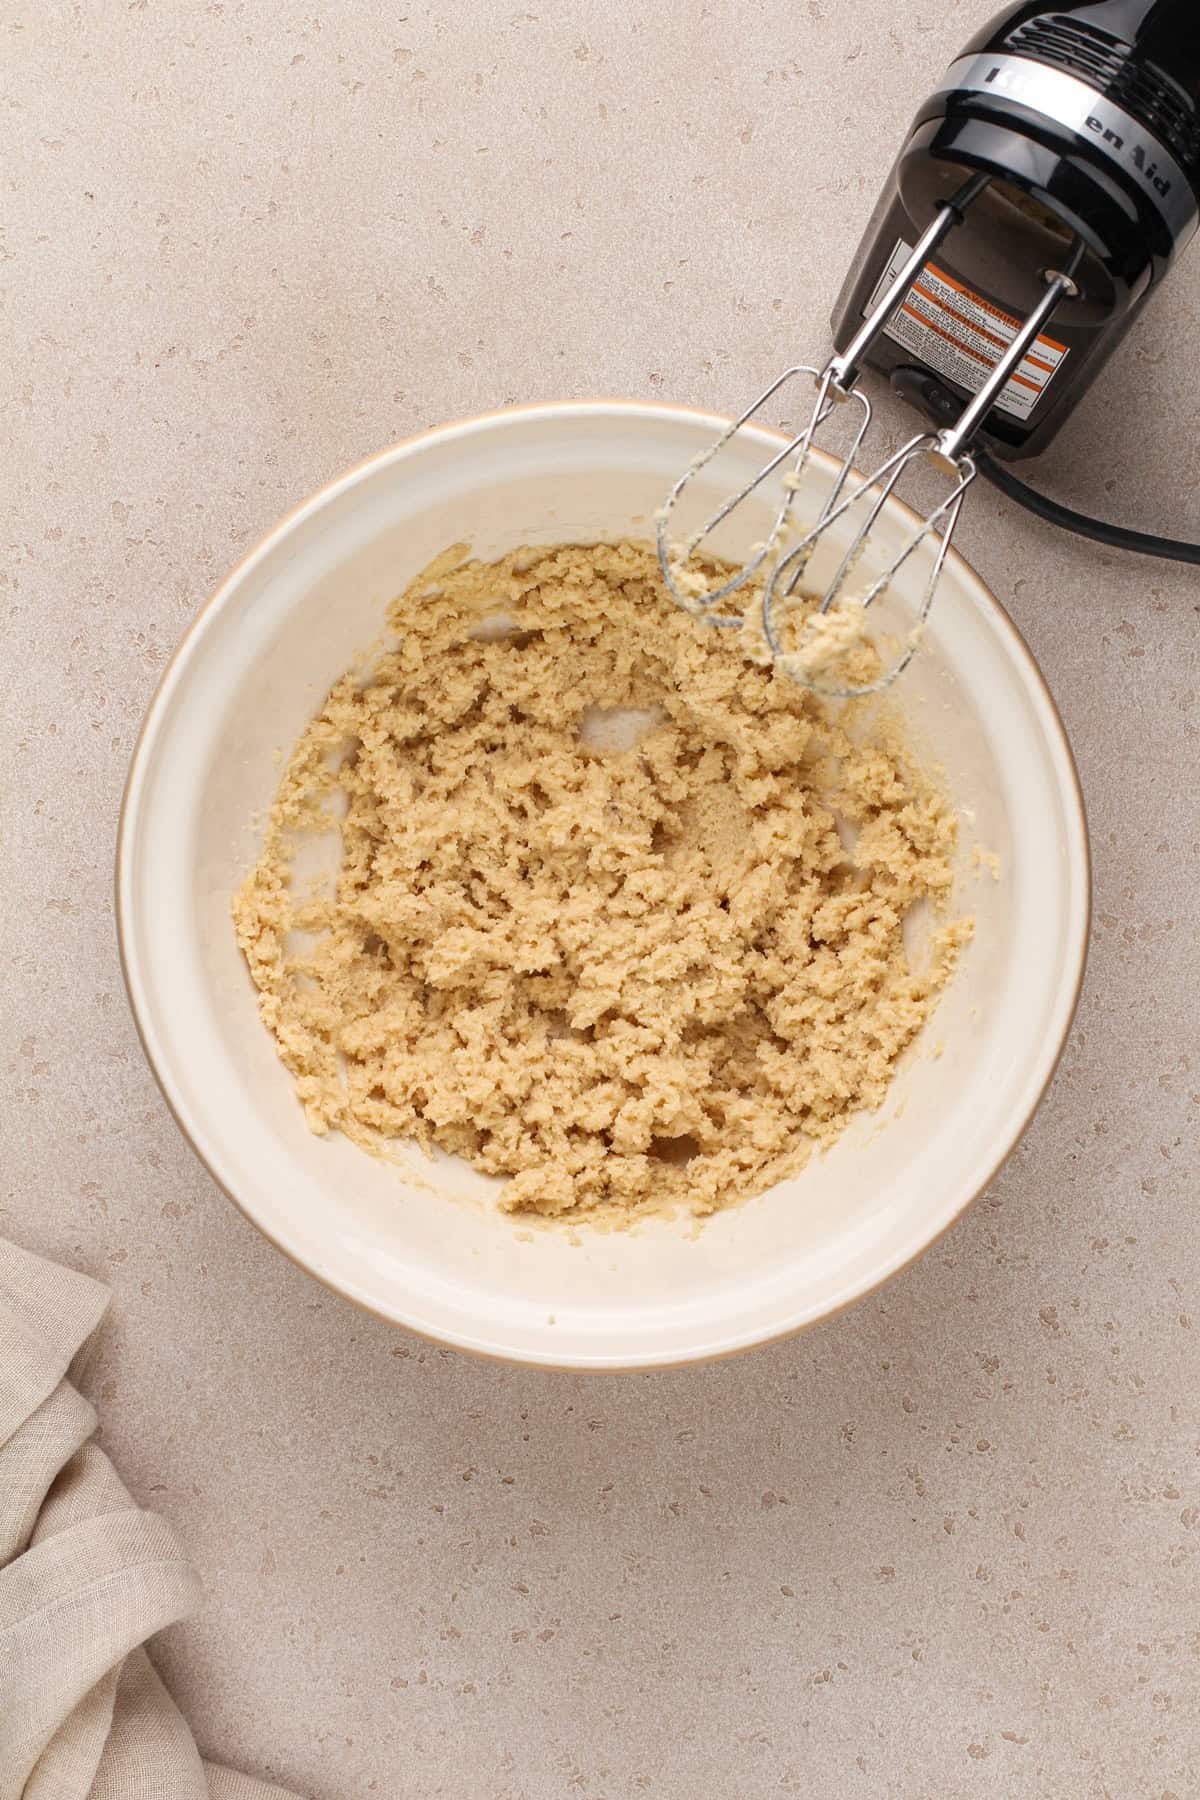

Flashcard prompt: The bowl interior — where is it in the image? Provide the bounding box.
[119,404,1088,1367]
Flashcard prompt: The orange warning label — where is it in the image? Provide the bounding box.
[866,240,1069,422]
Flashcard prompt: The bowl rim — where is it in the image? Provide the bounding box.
[116,398,1092,1370]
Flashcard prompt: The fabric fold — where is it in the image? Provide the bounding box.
[0,1238,302,1800]
[0,1385,97,1569]
[0,1243,108,1452]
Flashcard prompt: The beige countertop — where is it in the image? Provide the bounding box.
[4,1,1199,1794]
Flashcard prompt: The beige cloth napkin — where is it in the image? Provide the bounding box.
[0,1237,302,1800]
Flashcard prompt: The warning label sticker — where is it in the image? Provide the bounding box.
[865,240,1069,422]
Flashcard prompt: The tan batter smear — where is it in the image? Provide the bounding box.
[232,541,972,1222]
[972,844,1002,881]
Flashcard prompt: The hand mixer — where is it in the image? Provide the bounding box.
[659,0,1200,696]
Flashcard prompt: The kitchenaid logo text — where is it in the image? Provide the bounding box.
[984,61,1172,199]
[1081,115,1172,197]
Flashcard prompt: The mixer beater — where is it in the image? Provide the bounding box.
[660,0,1200,697]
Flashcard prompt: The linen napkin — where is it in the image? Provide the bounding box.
[0,1236,302,1800]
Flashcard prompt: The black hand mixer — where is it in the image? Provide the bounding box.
[658,0,1200,695]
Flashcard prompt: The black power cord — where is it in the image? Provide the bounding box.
[974,447,1200,566]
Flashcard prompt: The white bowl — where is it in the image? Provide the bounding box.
[118,403,1089,1369]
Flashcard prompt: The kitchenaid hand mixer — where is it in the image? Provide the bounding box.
[660,0,1200,695]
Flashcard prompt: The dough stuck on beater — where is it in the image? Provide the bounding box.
[781,594,872,681]
[232,541,972,1222]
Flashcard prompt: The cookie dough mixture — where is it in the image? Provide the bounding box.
[233,541,972,1221]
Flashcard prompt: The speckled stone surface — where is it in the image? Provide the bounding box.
[4,2,1199,1795]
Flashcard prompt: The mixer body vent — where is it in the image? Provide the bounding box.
[1006,14,1200,171]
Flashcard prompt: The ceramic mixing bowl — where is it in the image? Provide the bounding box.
[117,403,1089,1368]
